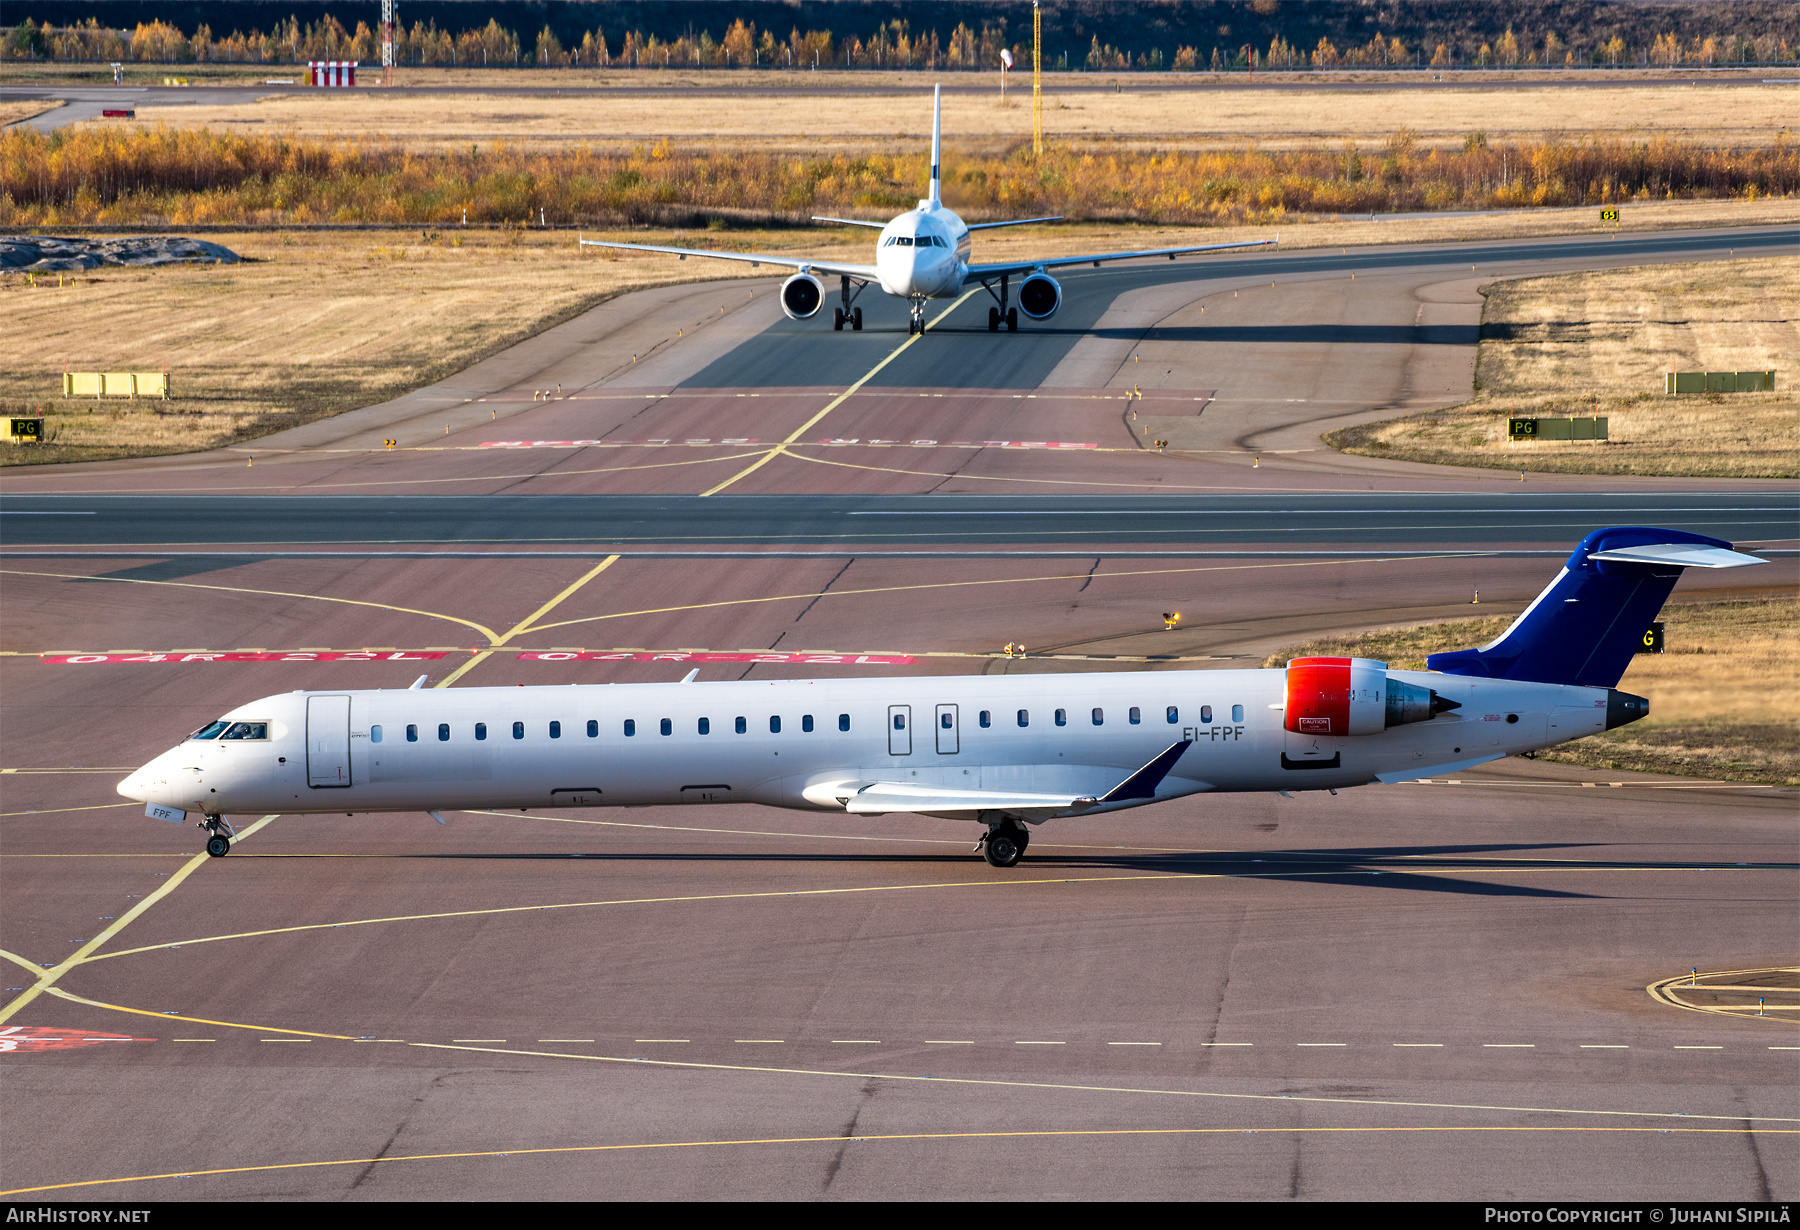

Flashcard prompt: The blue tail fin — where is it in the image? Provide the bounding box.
[1427,527,1765,687]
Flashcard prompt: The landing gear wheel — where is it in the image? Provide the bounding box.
[833,307,845,332]
[851,307,863,331]
[205,833,231,858]
[982,830,1023,868]
[1006,308,1018,333]
[988,306,1000,332]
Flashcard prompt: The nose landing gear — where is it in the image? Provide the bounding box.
[198,813,236,857]
[977,819,1030,868]
[908,298,928,335]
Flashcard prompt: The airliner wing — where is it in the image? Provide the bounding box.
[842,782,1094,817]
[577,238,878,280]
[962,237,1273,281]
[837,741,1194,817]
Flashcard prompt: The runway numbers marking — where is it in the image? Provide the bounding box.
[0,1027,153,1051]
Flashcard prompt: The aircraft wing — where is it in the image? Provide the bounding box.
[836,741,1194,817]
[842,781,1094,817]
[577,238,878,280]
[962,238,1273,281]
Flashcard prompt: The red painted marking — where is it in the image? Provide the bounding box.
[515,651,915,665]
[46,652,451,665]
[0,1026,154,1052]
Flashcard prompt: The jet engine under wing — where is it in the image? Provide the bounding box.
[963,238,1274,282]
[576,239,878,281]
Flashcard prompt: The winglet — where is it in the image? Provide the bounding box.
[928,83,942,206]
[408,675,427,690]
[428,810,446,825]
[680,668,699,684]
[1100,740,1193,803]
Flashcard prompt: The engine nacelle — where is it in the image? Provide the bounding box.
[1284,656,1459,736]
[780,273,825,320]
[1017,273,1062,320]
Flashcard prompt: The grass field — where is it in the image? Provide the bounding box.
[1326,256,1800,478]
[108,77,1800,151]
[0,99,64,126]
[0,227,808,465]
[1262,594,1799,785]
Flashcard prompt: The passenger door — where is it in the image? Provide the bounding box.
[935,703,959,754]
[887,705,912,756]
[306,694,352,787]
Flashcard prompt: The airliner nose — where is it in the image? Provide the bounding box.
[117,769,149,802]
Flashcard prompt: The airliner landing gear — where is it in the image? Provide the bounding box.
[982,275,1017,332]
[198,813,236,857]
[978,820,1029,868]
[907,298,928,335]
[837,277,866,332]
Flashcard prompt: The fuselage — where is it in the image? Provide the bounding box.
[875,201,973,300]
[118,668,1609,821]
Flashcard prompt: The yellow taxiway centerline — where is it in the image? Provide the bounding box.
[700,288,979,497]
[0,815,279,1025]
[434,554,621,688]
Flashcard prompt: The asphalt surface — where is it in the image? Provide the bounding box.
[1,212,1795,1199]
[681,227,1796,390]
[3,491,1795,549]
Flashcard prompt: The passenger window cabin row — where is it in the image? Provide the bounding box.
[366,703,1246,744]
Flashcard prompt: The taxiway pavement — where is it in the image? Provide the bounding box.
[0,218,1794,1201]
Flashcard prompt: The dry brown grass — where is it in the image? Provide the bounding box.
[1328,256,1800,478]
[115,78,1800,150]
[1263,595,1800,785]
[0,225,858,466]
[0,99,63,127]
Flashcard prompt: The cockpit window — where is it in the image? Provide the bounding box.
[219,722,269,740]
[191,720,230,740]
[885,235,914,247]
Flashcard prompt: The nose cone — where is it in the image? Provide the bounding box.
[117,767,151,802]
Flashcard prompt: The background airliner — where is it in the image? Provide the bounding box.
[579,85,1273,335]
[119,528,1760,868]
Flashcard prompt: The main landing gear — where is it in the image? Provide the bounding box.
[977,819,1030,868]
[833,275,866,332]
[982,274,1017,332]
[198,813,236,857]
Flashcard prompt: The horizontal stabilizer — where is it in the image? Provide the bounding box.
[1587,543,1766,569]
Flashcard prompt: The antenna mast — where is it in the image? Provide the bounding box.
[381,0,396,85]
[1032,1,1043,156]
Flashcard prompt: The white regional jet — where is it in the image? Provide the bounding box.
[577,85,1272,335]
[119,528,1761,867]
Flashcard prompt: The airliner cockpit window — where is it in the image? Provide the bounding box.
[891,236,914,246]
[191,721,230,740]
[219,722,268,740]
